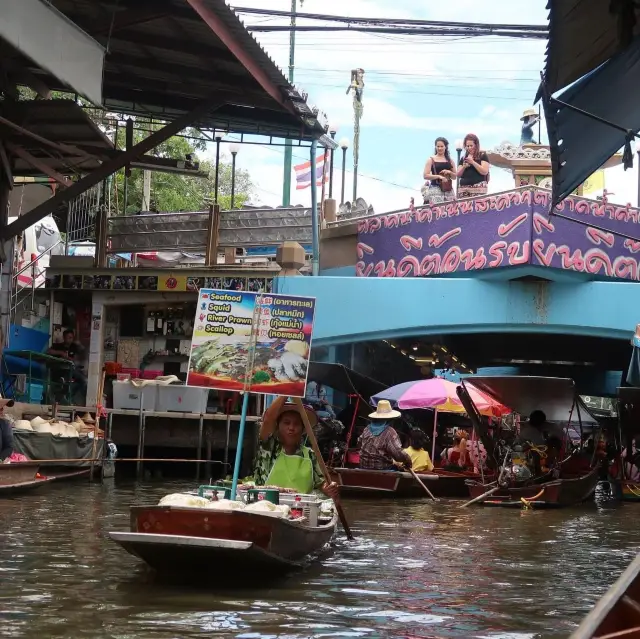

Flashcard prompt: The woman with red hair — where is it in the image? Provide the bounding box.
[457,133,490,199]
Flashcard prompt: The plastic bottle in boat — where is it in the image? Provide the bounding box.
[291,495,304,519]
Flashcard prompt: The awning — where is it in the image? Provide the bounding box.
[466,376,597,424]
[307,362,386,403]
[542,35,640,208]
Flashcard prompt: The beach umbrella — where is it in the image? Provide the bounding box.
[627,324,640,386]
[371,377,509,417]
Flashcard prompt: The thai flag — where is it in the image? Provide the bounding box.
[294,155,328,190]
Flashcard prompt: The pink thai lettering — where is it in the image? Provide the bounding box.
[507,241,530,265]
[420,254,441,276]
[532,239,556,267]
[355,261,374,277]
[586,227,615,248]
[397,256,420,277]
[373,259,397,277]
[460,247,487,270]
[488,241,508,267]
[356,242,374,259]
[498,213,528,237]
[428,227,462,248]
[441,247,462,272]
[556,246,585,271]
[574,200,592,216]
[400,235,423,252]
[613,256,638,280]
[493,193,513,211]
[531,190,548,206]
[584,249,613,276]
[416,207,432,223]
[474,197,490,213]
[532,212,555,234]
[624,238,640,253]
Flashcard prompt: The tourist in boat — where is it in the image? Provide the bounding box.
[422,137,456,205]
[456,133,490,199]
[0,399,15,462]
[358,400,412,471]
[404,428,434,472]
[442,431,471,470]
[253,395,339,498]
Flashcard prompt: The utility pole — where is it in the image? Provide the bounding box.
[346,68,365,203]
[142,171,151,211]
[282,0,301,207]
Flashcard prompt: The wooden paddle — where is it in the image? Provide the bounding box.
[293,397,354,540]
[459,449,510,508]
[406,466,438,501]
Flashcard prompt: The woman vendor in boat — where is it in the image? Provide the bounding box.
[404,428,434,472]
[358,400,412,471]
[441,431,471,470]
[0,399,15,462]
[253,396,339,499]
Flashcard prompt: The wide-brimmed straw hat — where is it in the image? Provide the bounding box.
[520,107,538,121]
[81,412,96,424]
[368,399,401,420]
[276,402,318,429]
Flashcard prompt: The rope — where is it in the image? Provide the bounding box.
[521,487,545,509]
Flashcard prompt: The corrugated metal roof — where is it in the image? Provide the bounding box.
[29,0,330,141]
[543,0,640,93]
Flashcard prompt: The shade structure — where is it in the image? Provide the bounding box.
[371,378,509,417]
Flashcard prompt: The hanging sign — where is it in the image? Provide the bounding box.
[187,289,316,397]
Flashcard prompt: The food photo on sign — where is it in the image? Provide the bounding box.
[186,289,315,397]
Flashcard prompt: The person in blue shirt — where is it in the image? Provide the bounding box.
[0,399,16,461]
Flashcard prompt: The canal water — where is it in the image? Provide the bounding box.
[0,481,637,639]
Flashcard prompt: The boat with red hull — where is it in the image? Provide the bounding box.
[109,505,337,577]
[465,466,601,508]
[331,466,494,498]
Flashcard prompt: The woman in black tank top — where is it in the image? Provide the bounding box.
[422,137,456,205]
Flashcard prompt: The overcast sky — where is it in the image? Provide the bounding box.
[213,1,637,211]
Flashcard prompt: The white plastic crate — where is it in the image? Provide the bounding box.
[112,381,158,410]
[155,385,209,413]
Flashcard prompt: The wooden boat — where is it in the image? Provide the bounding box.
[109,505,337,577]
[465,466,601,508]
[570,551,640,638]
[331,466,493,498]
[0,462,56,494]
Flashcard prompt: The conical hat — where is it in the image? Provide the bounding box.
[81,412,96,424]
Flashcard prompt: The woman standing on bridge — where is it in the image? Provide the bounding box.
[422,137,456,205]
[457,133,490,199]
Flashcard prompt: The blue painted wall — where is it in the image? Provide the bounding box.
[275,275,634,346]
[319,265,357,277]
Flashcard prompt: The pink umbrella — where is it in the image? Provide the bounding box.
[371,378,509,416]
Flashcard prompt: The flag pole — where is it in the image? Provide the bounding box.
[310,140,319,276]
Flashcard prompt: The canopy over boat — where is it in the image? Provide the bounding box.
[307,361,385,402]
[464,376,598,425]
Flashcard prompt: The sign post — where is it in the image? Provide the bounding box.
[187,288,316,499]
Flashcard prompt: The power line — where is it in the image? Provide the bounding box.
[232,7,547,39]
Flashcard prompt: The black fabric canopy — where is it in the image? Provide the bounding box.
[307,362,385,402]
[542,35,640,208]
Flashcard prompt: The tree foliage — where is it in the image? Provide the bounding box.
[112,123,254,214]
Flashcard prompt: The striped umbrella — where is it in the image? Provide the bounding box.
[371,377,509,417]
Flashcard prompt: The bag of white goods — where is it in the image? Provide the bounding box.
[33,421,53,434]
[204,499,245,511]
[14,420,33,431]
[158,493,209,508]
[30,416,48,428]
[244,501,290,518]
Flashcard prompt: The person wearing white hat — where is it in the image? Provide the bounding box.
[253,395,339,498]
[520,107,540,145]
[358,400,412,471]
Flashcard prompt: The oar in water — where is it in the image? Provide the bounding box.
[459,449,510,509]
[293,397,355,541]
[406,466,438,501]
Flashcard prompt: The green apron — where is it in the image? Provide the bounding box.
[266,446,314,494]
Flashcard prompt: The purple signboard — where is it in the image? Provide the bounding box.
[355,188,640,281]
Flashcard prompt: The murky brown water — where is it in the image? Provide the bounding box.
[0,481,637,638]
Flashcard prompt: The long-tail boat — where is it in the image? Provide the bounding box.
[109,502,337,577]
[569,552,640,638]
[331,466,493,498]
[457,376,601,508]
[0,462,55,494]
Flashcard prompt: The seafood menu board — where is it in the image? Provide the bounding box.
[187,289,316,397]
